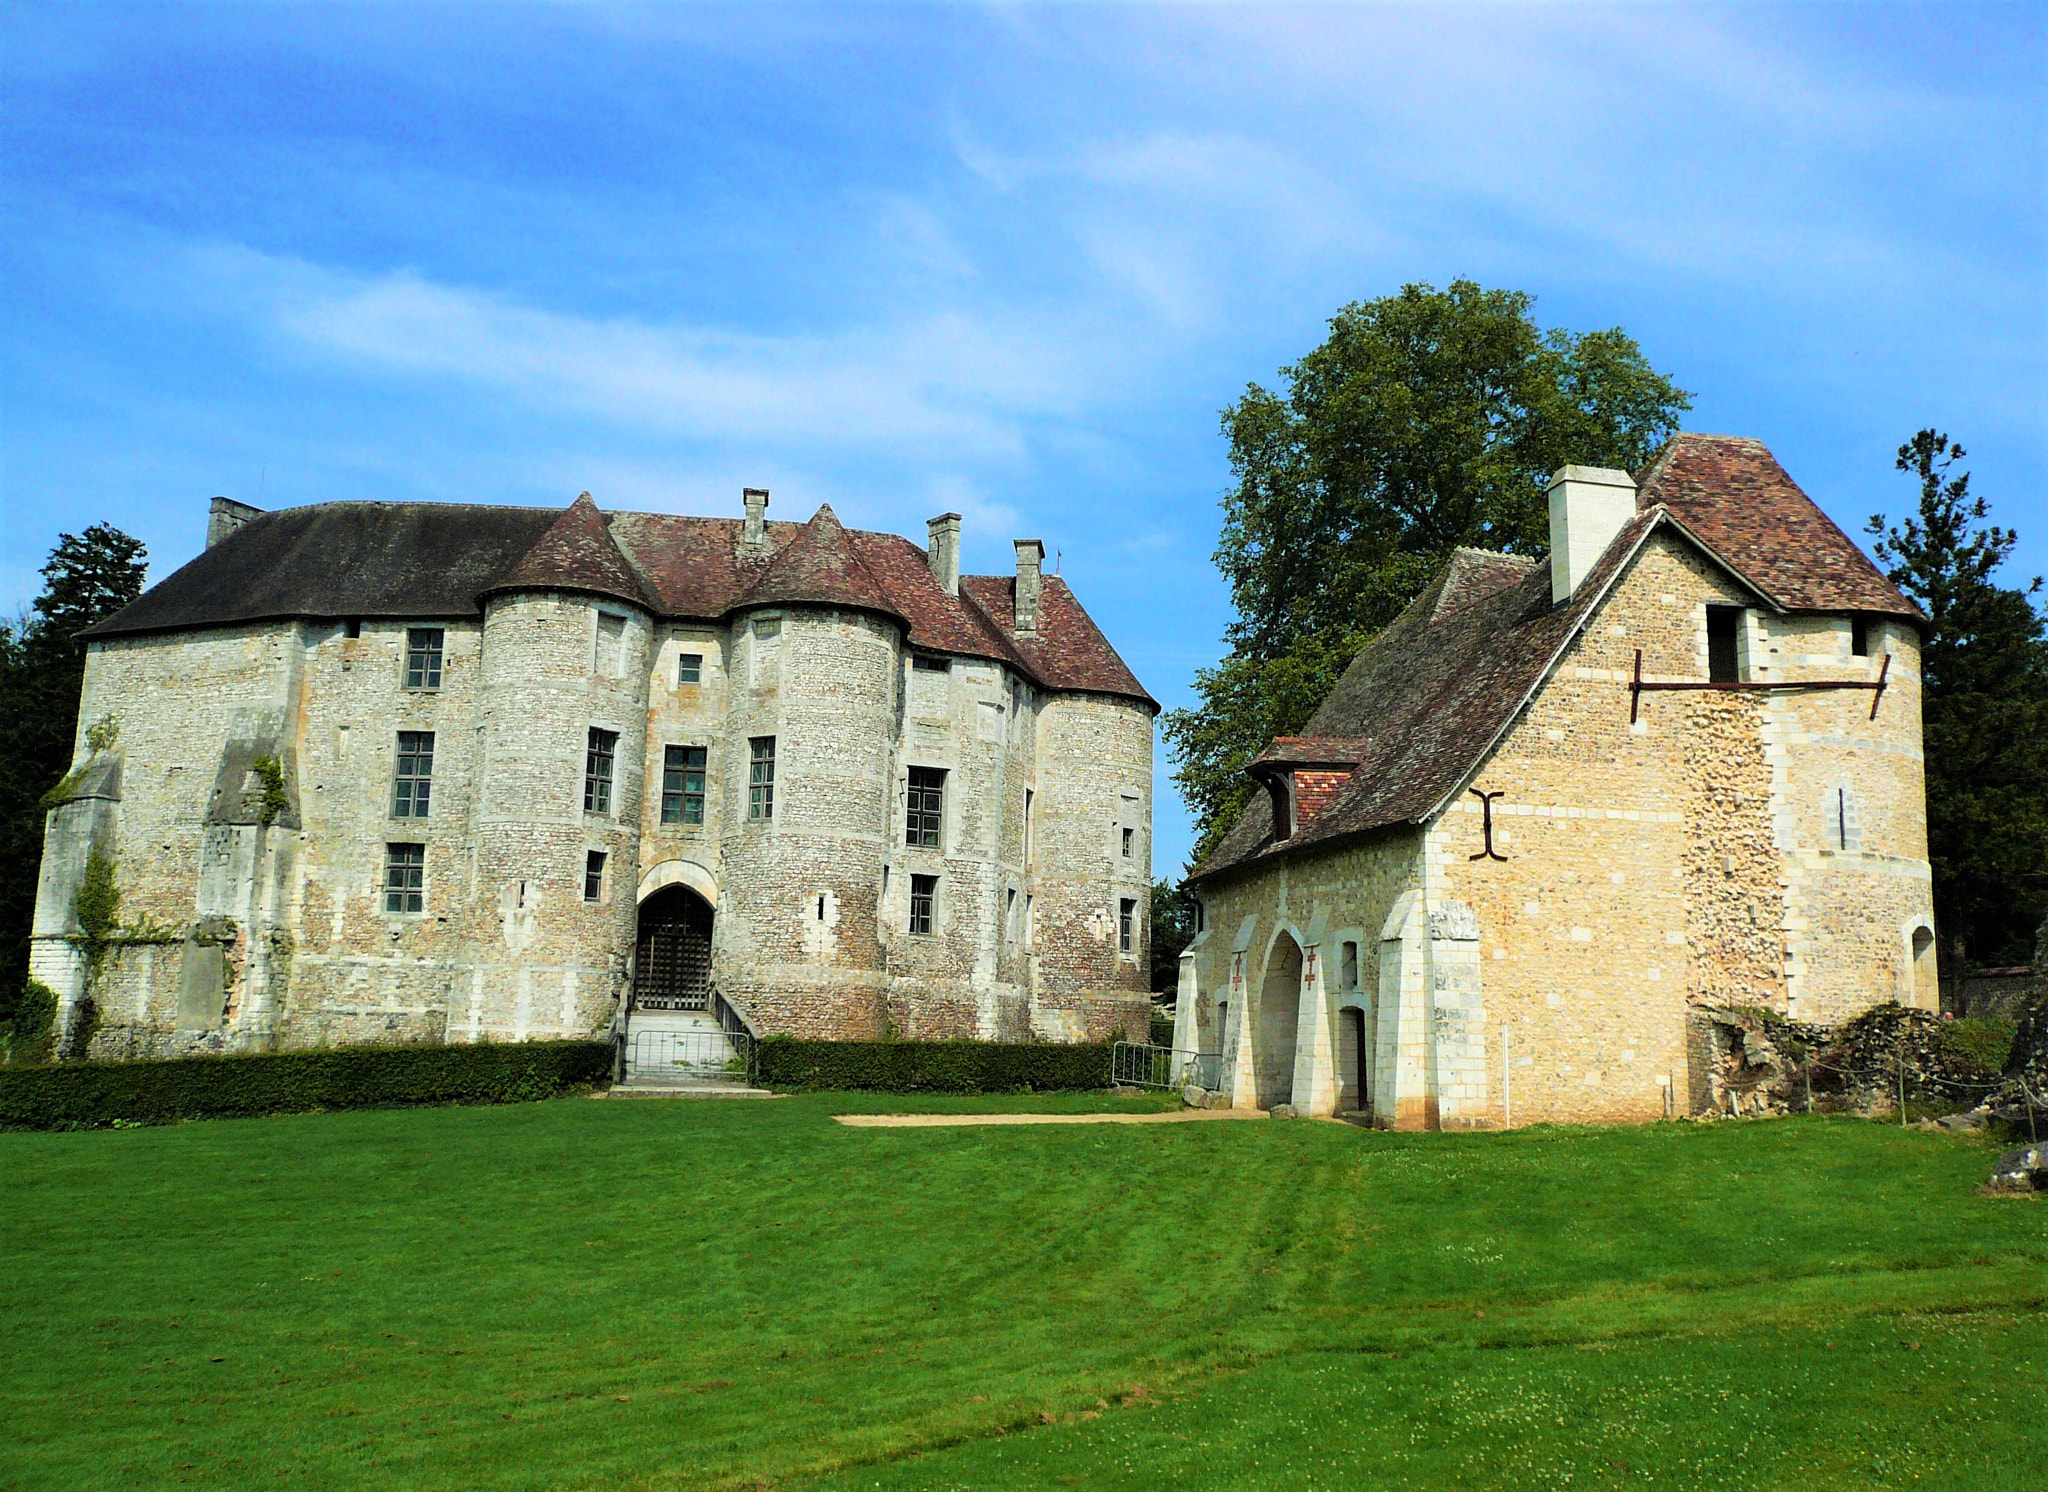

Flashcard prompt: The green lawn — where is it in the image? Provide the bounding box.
[2,1094,2042,1491]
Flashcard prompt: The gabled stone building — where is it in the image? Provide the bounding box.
[32,489,1156,1058]
[1176,435,1934,1126]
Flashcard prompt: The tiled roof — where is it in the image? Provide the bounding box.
[1635,434,1921,620]
[85,496,1150,706]
[1189,435,1919,886]
[730,504,905,623]
[1249,737,1370,770]
[483,492,664,612]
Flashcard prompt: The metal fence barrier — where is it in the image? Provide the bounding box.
[1111,1041,1221,1092]
[625,1027,755,1088]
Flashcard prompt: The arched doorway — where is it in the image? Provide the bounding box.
[1337,1006,1368,1113]
[1257,933,1302,1109]
[636,885,714,1011]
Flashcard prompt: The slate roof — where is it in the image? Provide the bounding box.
[1189,435,1920,886]
[85,495,1153,707]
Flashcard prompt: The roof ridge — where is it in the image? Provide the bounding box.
[483,493,663,611]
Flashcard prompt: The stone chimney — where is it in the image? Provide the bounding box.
[1547,466,1637,604]
[207,496,262,549]
[741,487,770,552]
[926,512,962,596]
[1013,539,1045,634]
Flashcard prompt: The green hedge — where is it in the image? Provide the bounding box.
[0,1040,615,1131]
[756,1036,1111,1093]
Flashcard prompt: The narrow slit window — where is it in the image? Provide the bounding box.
[584,728,618,815]
[906,766,945,848]
[1006,887,1018,939]
[583,850,606,903]
[383,843,425,914]
[1706,606,1742,684]
[404,628,444,689]
[1119,897,1136,954]
[392,730,434,818]
[1023,789,1035,866]
[661,745,707,826]
[1341,941,1359,990]
[909,874,938,936]
[749,736,775,821]
[1121,826,1134,858]
[677,651,702,686]
[1850,616,1869,657]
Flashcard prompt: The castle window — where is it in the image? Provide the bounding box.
[1024,893,1035,948]
[661,745,707,826]
[677,652,703,686]
[383,843,425,914]
[1006,887,1018,939]
[912,654,949,673]
[1706,605,1743,683]
[1826,784,1862,852]
[909,873,938,936]
[1851,616,1870,657]
[1023,789,1035,866]
[906,766,945,848]
[584,728,618,815]
[749,736,775,821]
[404,628,444,689]
[584,850,606,903]
[1119,897,1136,954]
[1121,826,1134,858]
[392,731,434,818]
[595,612,626,677]
[1341,940,1359,990]
[345,619,362,640]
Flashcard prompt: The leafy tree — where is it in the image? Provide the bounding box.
[0,524,148,1002]
[1149,879,1198,995]
[1167,281,1690,862]
[1868,432,2048,972]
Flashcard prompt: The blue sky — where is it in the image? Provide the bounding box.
[3,2,2043,875]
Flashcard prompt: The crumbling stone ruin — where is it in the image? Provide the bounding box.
[1177,436,1938,1126]
[31,489,1156,1058]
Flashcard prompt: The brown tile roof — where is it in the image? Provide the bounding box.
[85,495,1151,706]
[1250,737,1370,770]
[730,503,905,623]
[1189,435,1920,886]
[1635,434,1922,620]
[482,492,664,612]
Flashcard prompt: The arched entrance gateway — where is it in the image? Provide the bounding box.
[635,884,714,1012]
[1256,933,1303,1110]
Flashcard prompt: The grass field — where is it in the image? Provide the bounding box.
[3,1093,2043,1491]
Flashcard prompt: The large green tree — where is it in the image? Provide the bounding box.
[0,524,148,1001]
[1166,281,1690,864]
[1867,432,2048,972]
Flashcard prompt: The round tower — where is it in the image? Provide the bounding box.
[463,493,657,1042]
[714,502,905,1037]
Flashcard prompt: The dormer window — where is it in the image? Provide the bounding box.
[1706,606,1743,683]
[1265,773,1296,841]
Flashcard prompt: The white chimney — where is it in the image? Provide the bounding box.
[926,512,961,596]
[1013,539,1045,633]
[741,487,770,551]
[1547,466,1637,604]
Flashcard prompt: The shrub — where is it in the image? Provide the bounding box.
[6,981,60,1067]
[756,1037,1110,1094]
[0,1040,614,1130]
[1938,1016,2015,1077]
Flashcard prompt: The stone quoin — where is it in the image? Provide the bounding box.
[1178,435,1937,1127]
[31,490,1156,1056]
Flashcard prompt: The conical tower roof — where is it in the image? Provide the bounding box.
[481,492,661,611]
[730,503,905,623]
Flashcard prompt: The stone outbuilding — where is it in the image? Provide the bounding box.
[1176,435,1935,1126]
[32,488,1156,1059]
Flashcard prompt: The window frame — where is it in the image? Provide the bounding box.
[403,627,444,690]
[584,727,619,815]
[909,873,938,936]
[661,744,708,827]
[583,849,607,903]
[1706,605,1744,684]
[392,730,435,819]
[1850,616,1870,658]
[1118,897,1136,955]
[383,843,426,915]
[676,651,704,686]
[906,766,946,849]
[748,736,776,821]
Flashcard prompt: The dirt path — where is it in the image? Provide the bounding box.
[833,1108,1264,1128]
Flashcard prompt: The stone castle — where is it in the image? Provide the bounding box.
[31,488,1157,1060]
[1177,435,1935,1126]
